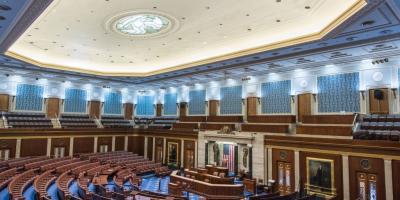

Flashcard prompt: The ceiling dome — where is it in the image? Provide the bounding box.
[115,14,170,36]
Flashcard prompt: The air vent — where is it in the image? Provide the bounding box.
[329,52,351,59]
[296,58,313,64]
[368,43,397,52]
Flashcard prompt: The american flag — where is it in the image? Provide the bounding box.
[223,144,235,173]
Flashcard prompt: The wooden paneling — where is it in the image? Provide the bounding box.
[47,98,60,118]
[241,124,289,133]
[156,104,162,117]
[299,152,343,200]
[97,137,112,152]
[166,139,181,165]
[128,136,144,156]
[265,135,400,157]
[180,116,206,122]
[247,115,296,123]
[0,94,9,112]
[199,123,235,131]
[89,101,101,119]
[302,115,355,124]
[20,138,47,157]
[0,139,16,159]
[296,125,353,136]
[124,103,133,120]
[349,156,385,200]
[298,93,312,122]
[115,136,125,151]
[73,137,94,154]
[155,138,164,163]
[393,160,400,200]
[51,138,70,156]
[184,140,195,169]
[179,102,188,117]
[207,116,243,123]
[208,100,219,116]
[147,137,153,160]
[247,97,258,116]
[369,88,389,114]
[272,149,295,193]
[172,123,198,130]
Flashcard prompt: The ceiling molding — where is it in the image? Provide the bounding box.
[5,0,367,77]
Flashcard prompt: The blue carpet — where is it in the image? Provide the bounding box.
[47,182,60,200]
[22,185,36,200]
[0,188,10,200]
[105,180,117,192]
[88,183,95,193]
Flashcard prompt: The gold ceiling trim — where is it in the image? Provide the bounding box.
[6,0,367,77]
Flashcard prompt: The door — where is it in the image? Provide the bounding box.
[277,161,292,194]
[298,93,312,122]
[369,89,389,114]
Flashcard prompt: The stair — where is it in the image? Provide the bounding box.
[2,116,8,128]
[51,118,62,128]
[94,119,104,128]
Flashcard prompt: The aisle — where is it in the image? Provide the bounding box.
[0,188,9,200]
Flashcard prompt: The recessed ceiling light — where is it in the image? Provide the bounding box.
[305,6,311,9]
[276,19,281,22]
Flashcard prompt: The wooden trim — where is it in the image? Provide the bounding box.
[296,125,353,136]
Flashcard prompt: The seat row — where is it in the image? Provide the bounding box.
[353,130,400,141]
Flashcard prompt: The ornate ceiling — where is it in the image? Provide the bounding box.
[6,0,364,75]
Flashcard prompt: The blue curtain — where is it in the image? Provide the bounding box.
[104,92,122,114]
[220,86,242,115]
[189,90,206,115]
[317,72,360,112]
[163,93,177,115]
[136,95,154,116]
[261,80,291,113]
[64,88,87,113]
[15,84,44,111]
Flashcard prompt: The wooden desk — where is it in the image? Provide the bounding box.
[185,170,234,184]
[205,165,229,175]
[169,170,243,199]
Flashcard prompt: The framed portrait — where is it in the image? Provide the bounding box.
[306,157,336,198]
[167,142,179,166]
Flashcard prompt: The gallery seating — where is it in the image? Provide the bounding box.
[101,115,132,128]
[2,112,53,128]
[297,115,355,136]
[353,114,400,141]
[59,113,97,128]
[148,117,178,129]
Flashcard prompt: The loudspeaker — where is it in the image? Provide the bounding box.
[374,89,384,100]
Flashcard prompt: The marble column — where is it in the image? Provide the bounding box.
[294,150,300,191]
[93,136,98,153]
[144,137,148,159]
[384,159,393,200]
[69,137,74,156]
[267,147,272,181]
[342,155,350,200]
[152,137,156,161]
[194,140,198,168]
[180,139,184,168]
[46,138,52,157]
[163,138,166,164]
[15,138,21,158]
[111,136,116,151]
[124,136,128,151]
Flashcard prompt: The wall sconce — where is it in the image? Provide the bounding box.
[205,101,208,107]
[176,103,180,108]
[312,93,317,102]
[391,88,397,99]
[290,95,295,103]
[257,97,261,104]
[242,98,245,105]
[360,90,365,100]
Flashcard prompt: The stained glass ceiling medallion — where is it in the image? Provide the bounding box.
[108,11,178,38]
